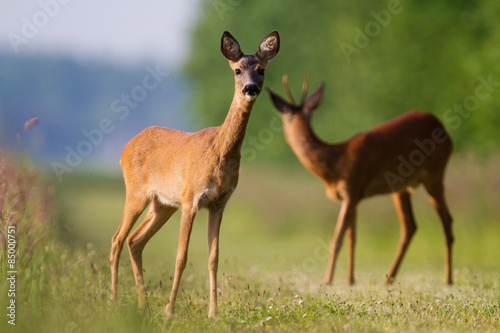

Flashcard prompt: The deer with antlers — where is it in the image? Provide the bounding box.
[268,75,454,286]
[109,31,279,318]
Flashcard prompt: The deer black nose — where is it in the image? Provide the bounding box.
[242,84,260,96]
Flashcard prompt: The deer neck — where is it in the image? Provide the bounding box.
[284,115,343,181]
[215,93,255,161]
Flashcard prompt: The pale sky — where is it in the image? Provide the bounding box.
[0,0,201,68]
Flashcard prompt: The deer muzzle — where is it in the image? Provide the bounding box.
[242,84,260,100]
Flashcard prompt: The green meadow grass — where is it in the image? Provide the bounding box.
[1,152,499,332]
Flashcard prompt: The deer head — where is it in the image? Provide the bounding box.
[221,31,280,101]
[267,74,325,121]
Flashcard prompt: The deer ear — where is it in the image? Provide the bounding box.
[221,31,243,61]
[256,31,280,61]
[267,88,293,114]
[303,83,325,116]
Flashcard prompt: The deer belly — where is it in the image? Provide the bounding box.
[150,175,184,208]
[155,192,182,208]
[363,173,423,197]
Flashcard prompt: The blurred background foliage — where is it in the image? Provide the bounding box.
[1,1,498,170]
[186,0,500,164]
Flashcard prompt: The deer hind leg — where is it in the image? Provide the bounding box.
[386,191,417,285]
[110,193,150,301]
[127,199,178,309]
[165,204,196,319]
[424,177,454,285]
[325,200,357,285]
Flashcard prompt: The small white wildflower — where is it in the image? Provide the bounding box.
[267,297,274,302]
[299,300,304,305]
[295,294,301,299]
[266,316,272,321]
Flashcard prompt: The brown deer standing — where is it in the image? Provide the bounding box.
[268,75,453,286]
[109,31,279,318]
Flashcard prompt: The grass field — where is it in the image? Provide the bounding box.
[1,152,499,332]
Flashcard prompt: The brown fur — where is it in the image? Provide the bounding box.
[268,77,453,286]
[110,31,279,319]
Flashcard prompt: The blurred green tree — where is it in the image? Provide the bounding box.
[185,0,500,164]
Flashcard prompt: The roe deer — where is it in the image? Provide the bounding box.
[268,75,453,286]
[110,31,280,318]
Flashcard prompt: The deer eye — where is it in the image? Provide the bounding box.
[235,69,241,75]
[257,68,265,76]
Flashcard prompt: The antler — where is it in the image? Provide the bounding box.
[282,74,295,104]
[282,74,310,105]
[299,73,309,105]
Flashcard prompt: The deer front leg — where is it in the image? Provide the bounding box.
[165,205,196,319]
[325,200,357,285]
[207,207,224,318]
[346,220,357,285]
